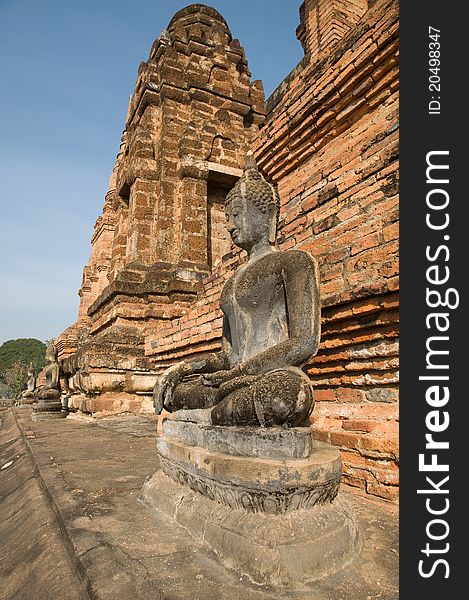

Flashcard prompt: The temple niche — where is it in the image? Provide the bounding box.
[57,0,399,502]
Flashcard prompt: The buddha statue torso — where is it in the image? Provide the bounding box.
[221,252,289,367]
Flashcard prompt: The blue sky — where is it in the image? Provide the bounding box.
[0,0,304,346]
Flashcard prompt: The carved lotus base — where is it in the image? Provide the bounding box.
[142,421,360,585]
[156,421,341,514]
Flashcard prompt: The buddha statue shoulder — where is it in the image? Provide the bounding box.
[153,153,320,427]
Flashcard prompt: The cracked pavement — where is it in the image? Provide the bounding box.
[1,407,398,599]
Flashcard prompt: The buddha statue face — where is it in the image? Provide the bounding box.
[225,195,274,251]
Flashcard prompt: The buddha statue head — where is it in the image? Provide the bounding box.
[225,152,280,252]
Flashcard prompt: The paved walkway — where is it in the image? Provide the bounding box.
[0,408,398,599]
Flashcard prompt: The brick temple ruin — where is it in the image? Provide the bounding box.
[56,0,398,501]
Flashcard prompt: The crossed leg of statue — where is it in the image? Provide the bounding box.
[167,367,313,427]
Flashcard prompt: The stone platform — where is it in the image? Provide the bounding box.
[162,420,313,459]
[142,419,360,586]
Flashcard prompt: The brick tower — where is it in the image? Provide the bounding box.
[60,4,265,412]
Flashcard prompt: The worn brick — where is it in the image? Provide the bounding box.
[342,419,379,433]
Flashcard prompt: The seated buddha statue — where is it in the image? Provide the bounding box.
[34,340,61,400]
[153,153,320,427]
[19,362,36,400]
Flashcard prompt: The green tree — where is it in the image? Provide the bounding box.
[0,339,47,398]
[0,338,47,374]
[3,360,29,398]
[0,381,14,399]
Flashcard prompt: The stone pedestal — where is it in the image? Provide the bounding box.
[31,399,65,421]
[142,420,359,586]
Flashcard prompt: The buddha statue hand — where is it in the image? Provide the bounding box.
[201,366,242,388]
[153,361,192,414]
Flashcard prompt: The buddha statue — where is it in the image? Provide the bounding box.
[153,153,320,427]
[34,340,61,400]
[19,362,36,400]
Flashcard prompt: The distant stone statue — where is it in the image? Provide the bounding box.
[154,153,320,427]
[34,340,61,400]
[19,362,36,400]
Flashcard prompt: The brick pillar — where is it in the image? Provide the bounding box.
[179,175,209,268]
[296,0,369,58]
[109,202,129,281]
[125,178,154,264]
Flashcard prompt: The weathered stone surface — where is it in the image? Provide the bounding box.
[68,391,154,417]
[142,470,359,587]
[162,420,312,458]
[0,410,88,600]
[31,404,65,421]
[155,430,341,514]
